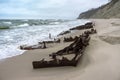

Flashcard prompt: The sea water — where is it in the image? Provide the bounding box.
[0,19,89,59]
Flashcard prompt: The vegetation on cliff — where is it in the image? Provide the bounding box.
[78,0,120,19]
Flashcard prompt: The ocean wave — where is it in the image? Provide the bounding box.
[2,21,12,25]
[49,22,61,25]
[0,19,67,30]
[0,26,10,29]
[0,19,90,60]
[12,23,29,28]
[18,23,29,27]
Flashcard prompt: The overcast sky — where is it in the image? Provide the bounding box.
[0,0,109,19]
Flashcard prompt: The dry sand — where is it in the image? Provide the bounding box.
[0,19,120,80]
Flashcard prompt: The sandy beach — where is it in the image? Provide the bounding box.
[0,19,120,80]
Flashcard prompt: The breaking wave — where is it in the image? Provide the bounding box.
[0,19,90,59]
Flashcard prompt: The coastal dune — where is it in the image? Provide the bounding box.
[0,19,120,80]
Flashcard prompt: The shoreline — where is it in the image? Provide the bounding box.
[0,19,120,80]
[0,19,90,60]
[19,21,93,50]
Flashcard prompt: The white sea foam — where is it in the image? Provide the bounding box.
[0,19,90,59]
[18,23,29,27]
[12,23,29,28]
[3,21,12,25]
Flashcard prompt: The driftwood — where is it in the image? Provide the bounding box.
[20,45,43,50]
[63,28,96,43]
[20,42,47,50]
[32,30,91,69]
[50,33,90,56]
[20,39,61,50]
[32,49,84,68]
[63,36,77,42]
[83,28,97,35]
[58,30,71,36]
[70,22,93,30]
[39,39,60,44]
